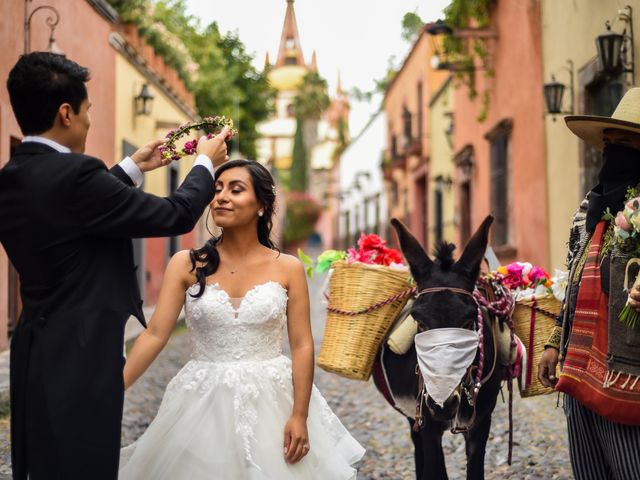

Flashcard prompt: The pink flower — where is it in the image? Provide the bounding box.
[347,248,374,264]
[529,266,550,284]
[506,263,524,277]
[503,262,526,289]
[616,211,633,232]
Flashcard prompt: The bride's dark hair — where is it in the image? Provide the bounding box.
[189,159,278,298]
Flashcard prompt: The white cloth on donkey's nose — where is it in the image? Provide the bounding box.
[415,328,480,407]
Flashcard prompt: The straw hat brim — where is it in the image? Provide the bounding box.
[565,115,640,150]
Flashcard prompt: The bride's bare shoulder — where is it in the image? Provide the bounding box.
[273,251,305,283]
[167,250,199,288]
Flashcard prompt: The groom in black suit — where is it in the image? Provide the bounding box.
[0,52,228,479]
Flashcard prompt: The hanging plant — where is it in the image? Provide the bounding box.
[442,0,496,122]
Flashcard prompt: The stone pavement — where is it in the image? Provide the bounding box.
[0,274,574,478]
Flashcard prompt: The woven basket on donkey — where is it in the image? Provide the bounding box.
[513,296,561,397]
[317,261,414,381]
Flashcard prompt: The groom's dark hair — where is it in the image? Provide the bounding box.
[7,52,90,135]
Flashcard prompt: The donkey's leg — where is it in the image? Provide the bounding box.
[419,417,448,480]
[408,418,425,479]
[464,410,493,480]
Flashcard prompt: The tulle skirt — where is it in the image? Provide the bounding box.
[119,355,365,479]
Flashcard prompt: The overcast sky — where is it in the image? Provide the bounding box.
[185,0,450,135]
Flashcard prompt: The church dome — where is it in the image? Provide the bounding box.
[268,65,307,91]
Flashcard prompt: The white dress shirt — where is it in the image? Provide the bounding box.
[21,136,215,186]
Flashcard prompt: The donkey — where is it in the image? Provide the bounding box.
[373,216,503,480]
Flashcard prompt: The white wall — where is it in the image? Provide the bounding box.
[338,111,388,241]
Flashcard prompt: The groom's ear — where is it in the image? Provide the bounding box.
[58,103,72,127]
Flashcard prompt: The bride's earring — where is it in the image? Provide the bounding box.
[258,210,264,217]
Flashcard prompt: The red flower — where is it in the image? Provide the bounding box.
[357,233,387,252]
[381,248,403,265]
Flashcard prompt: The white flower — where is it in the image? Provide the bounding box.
[520,262,533,276]
[551,269,568,302]
[631,212,640,232]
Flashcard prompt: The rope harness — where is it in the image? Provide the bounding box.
[412,283,516,465]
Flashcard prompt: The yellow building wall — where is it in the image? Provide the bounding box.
[114,54,196,192]
[542,0,640,270]
[428,78,456,253]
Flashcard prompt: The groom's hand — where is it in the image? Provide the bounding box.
[130,139,166,173]
[197,126,230,168]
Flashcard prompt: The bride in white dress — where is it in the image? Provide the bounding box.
[119,159,364,479]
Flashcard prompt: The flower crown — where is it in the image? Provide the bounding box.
[160,116,238,161]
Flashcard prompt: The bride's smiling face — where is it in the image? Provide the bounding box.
[212,167,262,228]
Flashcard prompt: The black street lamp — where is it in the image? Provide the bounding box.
[596,24,624,74]
[543,76,565,114]
[543,60,574,120]
[595,6,634,80]
[24,0,62,55]
[135,83,154,116]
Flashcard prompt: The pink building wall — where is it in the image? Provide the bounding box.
[452,0,548,269]
[0,0,117,350]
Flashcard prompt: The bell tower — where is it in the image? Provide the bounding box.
[275,0,305,68]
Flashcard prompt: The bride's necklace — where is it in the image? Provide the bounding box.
[226,257,249,275]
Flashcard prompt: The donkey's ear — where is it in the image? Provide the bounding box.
[391,218,432,281]
[456,215,494,276]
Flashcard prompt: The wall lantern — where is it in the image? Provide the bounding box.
[135,83,154,116]
[457,149,474,181]
[433,174,453,191]
[426,20,454,71]
[24,0,62,55]
[543,59,574,120]
[444,112,454,147]
[596,6,634,79]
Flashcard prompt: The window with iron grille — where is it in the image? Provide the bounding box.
[434,187,443,244]
[402,105,412,147]
[417,81,423,143]
[168,163,180,257]
[487,120,512,247]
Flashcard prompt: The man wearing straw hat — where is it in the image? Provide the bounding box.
[539,88,640,479]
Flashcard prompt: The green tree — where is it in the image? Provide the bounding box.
[107,0,275,159]
[293,72,330,121]
[288,72,329,191]
[290,116,307,191]
[401,11,424,42]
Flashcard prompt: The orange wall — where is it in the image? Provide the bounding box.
[452,0,548,269]
[0,0,117,167]
[384,30,448,245]
[0,0,117,350]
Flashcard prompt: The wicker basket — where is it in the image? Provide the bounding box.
[513,296,561,397]
[317,261,414,381]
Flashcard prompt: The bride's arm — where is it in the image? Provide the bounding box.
[284,256,314,464]
[123,250,192,389]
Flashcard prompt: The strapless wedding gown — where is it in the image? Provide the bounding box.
[119,281,364,479]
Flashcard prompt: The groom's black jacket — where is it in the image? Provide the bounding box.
[0,142,214,479]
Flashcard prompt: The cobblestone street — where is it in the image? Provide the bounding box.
[0,273,573,479]
[122,272,573,479]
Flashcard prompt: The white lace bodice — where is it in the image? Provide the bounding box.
[184,281,288,363]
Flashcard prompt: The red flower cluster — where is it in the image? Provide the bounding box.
[347,233,403,266]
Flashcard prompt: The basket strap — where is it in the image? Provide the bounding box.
[526,297,537,387]
[527,304,557,318]
[327,287,417,316]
